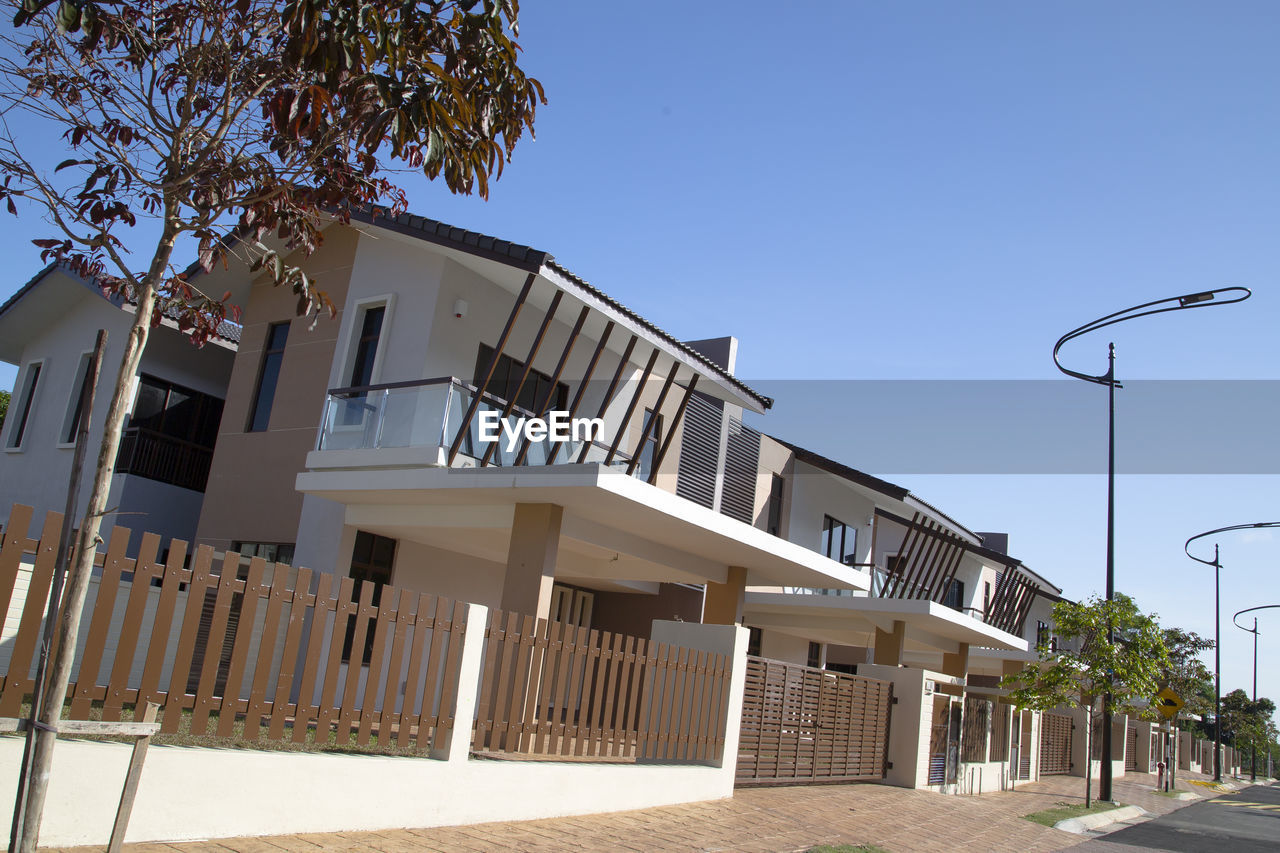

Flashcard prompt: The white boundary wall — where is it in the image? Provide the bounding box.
[0,609,750,846]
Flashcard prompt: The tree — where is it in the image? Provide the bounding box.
[1003,594,1170,807]
[0,2,543,849]
[1220,689,1277,780]
[0,388,8,431]
[1158,627,1214,719]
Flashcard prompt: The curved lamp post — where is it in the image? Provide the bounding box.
[1053,287,1250,802]
[1233,603,1280,781]
[1185,523,1280,782]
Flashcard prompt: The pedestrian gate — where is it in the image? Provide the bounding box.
[736,656,892,784]
[1125,723,1138,771]
[1039,712,1073,775]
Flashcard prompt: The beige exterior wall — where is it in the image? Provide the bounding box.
[195,226,359,552]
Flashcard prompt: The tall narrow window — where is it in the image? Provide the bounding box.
[944,578,965,611]
[807,641,823,669]
[820,514,855,564]
[6,362,42,449]
[247,322,289,432]
[349,306,385,387]
[343,530,396,664]
[766,474,785,536]
[636,408,663,480]
[61,353,93,444]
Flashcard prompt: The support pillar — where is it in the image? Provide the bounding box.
[873,620,906,666]
[501,503,563,619]
[702,566,746,625]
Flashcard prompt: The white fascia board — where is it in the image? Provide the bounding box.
[537,263,765,414]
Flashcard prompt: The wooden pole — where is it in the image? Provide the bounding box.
[9,329,106,852]
[107,702,159,853]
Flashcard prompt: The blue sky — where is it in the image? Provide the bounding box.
[2,2,1278,712]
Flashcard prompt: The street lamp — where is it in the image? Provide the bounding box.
[1233,603,1279,782]
[1185,523,1280,782]
[1052,286,1250,802]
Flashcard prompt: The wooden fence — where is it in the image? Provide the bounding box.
[0,505,466,752]
[735,656,892,784]
[472,610,732,763]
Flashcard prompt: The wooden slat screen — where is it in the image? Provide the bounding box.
[1039,712,1073,775]
[1125,723,1138,771]
[960,696,990,763]
[472,609,732,763]
[989,701,1009,762]
[0,505,466,752]
[736,656,892,784]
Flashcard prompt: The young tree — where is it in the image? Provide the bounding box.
[0,388,8,430]
[1220,689,1277,780]
[0,2,543,849]
[1159,627,1215,719]
[1003,594,1170,806]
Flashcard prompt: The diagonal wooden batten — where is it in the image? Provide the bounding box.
[575,334,639,464]
[547,321,614,465]
[626,362,680,476]
[515,304,590,466]
[479,290,564,467]
[448,273,535,466]
[897,519,940,600]
[881,512,922,598]
[648,375,698,485]
[604,348,659,467]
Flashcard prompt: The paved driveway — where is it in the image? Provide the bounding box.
[46,771,1227,853]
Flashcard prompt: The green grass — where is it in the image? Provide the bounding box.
[1153,788,1187,797]
[806,846,891,853]
[1022,801,1122,827]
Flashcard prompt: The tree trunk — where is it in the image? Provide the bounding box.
[17,230,177,853]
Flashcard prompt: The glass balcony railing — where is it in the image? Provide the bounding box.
[316,377,634,471]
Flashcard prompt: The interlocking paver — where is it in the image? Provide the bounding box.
[51,769,1231,853]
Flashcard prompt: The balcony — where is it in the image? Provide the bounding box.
[315,377,650,474]
[115,427,214,492]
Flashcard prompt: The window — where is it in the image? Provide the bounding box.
[343,530,396,664]
[943,578,965,611]
[807,641,823,669]
[984,581,992,616]
[474,343,568,414]
[349,306,385,387]
[746,626,762,657]
[1036,620,1050,650]
[233,541,296,566]
[636,408,663,480]
[61,352,93,444]
[766,475,785,536]
[820,515,855,564]
[6,361,42,449]
[247,322,289,432]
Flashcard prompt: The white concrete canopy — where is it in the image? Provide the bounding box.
[296,464,870,592]
[743,591,1028,655]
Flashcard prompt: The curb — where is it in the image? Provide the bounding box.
[1054,805,1147,834]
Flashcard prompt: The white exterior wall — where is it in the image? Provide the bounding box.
[758,628,811,665]
[785,461,877,569]
[0,273,233,546]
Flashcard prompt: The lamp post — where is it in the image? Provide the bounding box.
[1233,603,1279,782]
[1185,524,1280,782]
[1052,287,1250,802]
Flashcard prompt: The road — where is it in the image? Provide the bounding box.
[1074,783,1280,853]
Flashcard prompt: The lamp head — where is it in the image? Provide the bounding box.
[1179,291,1216,307]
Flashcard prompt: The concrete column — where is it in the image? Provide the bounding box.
[941,643,969,679]
[431,602,488,763]
[501,503,563,618]
[872,620,906,666]
[702,565,747,625]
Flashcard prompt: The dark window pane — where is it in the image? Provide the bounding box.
[62,355,92,444]
[248,323,289,432]
[349,306,384,387]
[344,530,396,664]
[8,363,41,448]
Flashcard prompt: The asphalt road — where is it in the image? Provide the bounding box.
[1081,783,1280,852]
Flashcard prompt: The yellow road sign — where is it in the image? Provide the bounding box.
[1155,686,1184,720]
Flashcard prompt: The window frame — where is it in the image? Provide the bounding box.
[342,530,397,665]
[5,359,45,451]
[246,321,290,433]
[820,514,856,564]
[339,296,394,390]
[766,474,785,536]
[58,351,94,447]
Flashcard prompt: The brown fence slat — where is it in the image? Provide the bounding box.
[313,576,356,745]
[190,551,242,735]
[0,510,62,716]
[378,587,414,744]
[219,558,268,738]
[69,524,133,719]
[335,579,375,745]
[161,545,215,733]
[102,533,162,722]
[137,540,186,715]
[269,568,313,741]
[411,594,447,751]
[244,563,291,740]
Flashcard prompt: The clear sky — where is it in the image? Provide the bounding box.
[1,2,1277,714]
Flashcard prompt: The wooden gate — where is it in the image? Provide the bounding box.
[736,656,891,784]
[1125,723,1138,771]
[1039,712,1073,775]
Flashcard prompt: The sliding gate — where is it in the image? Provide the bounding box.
[736,656,892,785]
